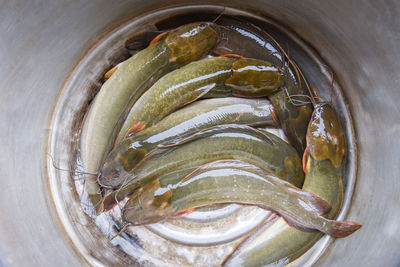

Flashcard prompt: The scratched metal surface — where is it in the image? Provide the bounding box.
[0,1,399,266]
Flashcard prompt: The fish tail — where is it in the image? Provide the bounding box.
[326,220,362,238]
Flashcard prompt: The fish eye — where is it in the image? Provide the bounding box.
[199,23,207,29]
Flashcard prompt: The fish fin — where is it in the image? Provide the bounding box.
[302,147,309,174]
[311,85,322,102]
[104,65,119,79]
[270,106,280,126]
[149,30,170,46]
[102,192,118,211]
[157,136,194,148]
[124,121,147,138]
[183,83,217,106]
[94,198,105,214]
[157,133,201,148]
[173,208,195,218]
[326,220,362,238]
[179,163,213,183]
[219,53,244,59]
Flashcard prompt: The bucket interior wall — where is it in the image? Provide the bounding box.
[0,1,399,266]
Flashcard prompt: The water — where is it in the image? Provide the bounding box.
[47,5,357,266]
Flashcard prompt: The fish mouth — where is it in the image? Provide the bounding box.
[98,170,120,188]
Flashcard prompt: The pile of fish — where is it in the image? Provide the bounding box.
[79,21,361,266]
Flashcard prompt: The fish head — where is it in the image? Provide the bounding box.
[306,102,346,167]
[99,139,147,188]
[225,58,284,96]
[122,179,174,225]
[165,22,218,66]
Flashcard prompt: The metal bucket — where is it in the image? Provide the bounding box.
[1,1,399,266]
